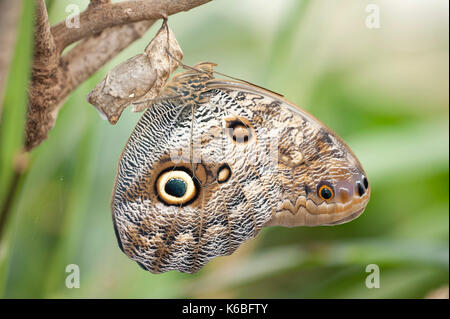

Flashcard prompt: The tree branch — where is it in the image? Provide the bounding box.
[62,20,154,103]
[33,0,58,69]
[89,0,111,8]
[25,0,211,151]
[26,0,63,151]
[52,0,211,53]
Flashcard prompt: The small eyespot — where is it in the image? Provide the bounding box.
[356,182,366,197]
[217,164,231,183]
[317,182,334,200]
[156,170,197,205]
[362,175,369,189]
[225,117,254,143]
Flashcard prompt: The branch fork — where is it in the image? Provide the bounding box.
[26,0,211,151]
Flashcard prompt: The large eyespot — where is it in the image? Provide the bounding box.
[225,117,254,143]
[156,170,197,205]
[317,182,334,200]
[362,175,369,189]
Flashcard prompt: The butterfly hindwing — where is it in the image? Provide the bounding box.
[112,89,275,273]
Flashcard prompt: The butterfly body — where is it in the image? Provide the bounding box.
[112,63,370,274]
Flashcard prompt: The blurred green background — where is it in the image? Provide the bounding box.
[0,0,448,298]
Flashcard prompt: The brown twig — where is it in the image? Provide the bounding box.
[89,0,111,8]
[25,0,212,151]
[61,21,154,98]
[26,0,62,151]
[51,0,210,52]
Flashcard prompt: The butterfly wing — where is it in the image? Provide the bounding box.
[112,74,370,274]
[206,79,370,227]
[112,90,277,274]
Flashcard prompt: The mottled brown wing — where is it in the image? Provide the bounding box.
[111,88,279,274]
[112,73,370,274]
[206,79,370,228]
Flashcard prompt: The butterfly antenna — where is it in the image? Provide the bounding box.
[213,70,284,97]
[164,48,214,76]
[165,49,284,97]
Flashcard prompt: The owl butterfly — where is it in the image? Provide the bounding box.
[112,62,370,274]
